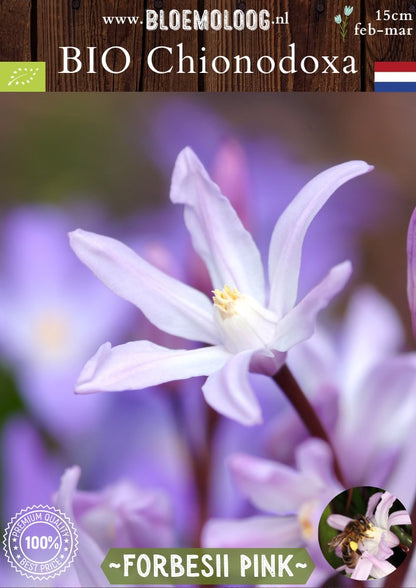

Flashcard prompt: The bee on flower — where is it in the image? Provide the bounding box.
[335,5,354,41]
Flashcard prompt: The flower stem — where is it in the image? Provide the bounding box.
[273,364,346,487]
[383,496,416,588]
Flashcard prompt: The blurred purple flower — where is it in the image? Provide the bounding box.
[55,465,174,587]
[145,100,393,297]
[203,439,340,584]
[70,148,371,426]
[326,289,416,499]
[202,288,416,580]
[1,392,197,559]
[266,287,416,502]
[185,140,252,296]
[328,491,410,580]
[1,417,62,520]
[203,440,341,547]
[0,206,131,439]
[0,208,200,547]
[407,206,416,337]
[401,541,416,587]
[143,99,232,173]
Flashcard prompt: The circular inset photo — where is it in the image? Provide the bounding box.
[318,487,412,581]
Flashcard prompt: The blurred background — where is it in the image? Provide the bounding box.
[0,94,415,576]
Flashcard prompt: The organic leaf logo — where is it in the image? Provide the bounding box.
[7,67,39,87]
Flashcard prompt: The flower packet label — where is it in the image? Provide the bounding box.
[101,548,315,585]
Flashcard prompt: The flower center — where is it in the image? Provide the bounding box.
[298,501,317,541]
[34,311,70,359]
[361,523,385,556]
[212,285,241,318]
[212,285,278,354]
[36,313,68,347]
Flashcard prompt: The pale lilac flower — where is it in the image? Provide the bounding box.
[186,140,252,296]
[208,374,287,519]
[325,289,416,500]
[210,139,252,229]
[202,291,416,579]
[1,417,62,520]
[203,439,341,584]
[407,207,416,337]
[70,148,372,425]
[334,14,342,24]
[55,465,174,587]
[327,491,410,580]
[0,207,131,439]
[0,559,39,588]
[148,103,392,296]
[266,287,416,503]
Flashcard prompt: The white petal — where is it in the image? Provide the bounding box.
[385,418,416,508]
[350,556,373,580]
[268,161,373,315]
[55,466,109,587]
[388,510,411,526]
[373,491,396,528]
[353,552,396,580]
[69,229,219,345]
[273,261,352,351]
[55,465,81,519]
[367,560,397,580]
[202,350,262,425]
[202,515,302,548]
[407,207,416,338]
[229,453,308,514]
[295,439,342,490]
[327,514,352,531]
[170,147,265,303]
[339,354,416,482]
[76,341,229,394]
[339,286,404,397]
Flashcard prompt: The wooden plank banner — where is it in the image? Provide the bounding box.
[0,0,416,91]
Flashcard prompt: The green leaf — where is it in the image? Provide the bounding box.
[7,66,40,87]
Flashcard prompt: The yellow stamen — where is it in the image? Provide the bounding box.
[35,312,69,350]
[298,502,316,541]
[300,518,314,540]
[212,285,241,318]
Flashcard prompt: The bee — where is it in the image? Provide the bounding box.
[328,515,374,569]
